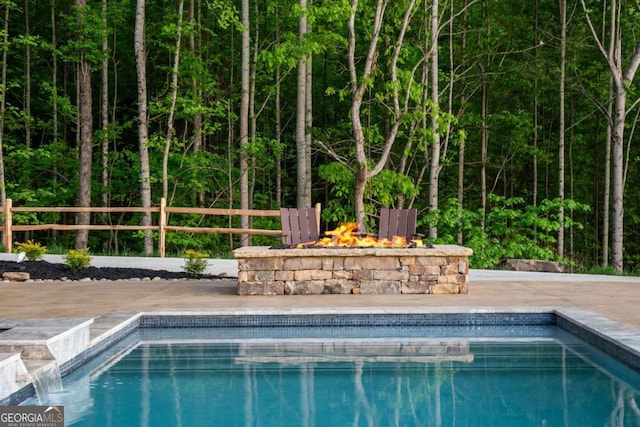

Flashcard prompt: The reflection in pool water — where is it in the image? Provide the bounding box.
[22,325,640,426]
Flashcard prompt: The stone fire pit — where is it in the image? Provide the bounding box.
[233,245,472,295]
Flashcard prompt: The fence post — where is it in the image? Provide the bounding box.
[4,199,12,253]
[159,197,166,257]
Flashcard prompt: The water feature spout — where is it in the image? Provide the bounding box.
[31,362,63,404]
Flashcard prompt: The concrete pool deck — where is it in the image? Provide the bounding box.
[3,254,640,403]
[0,255,639,331]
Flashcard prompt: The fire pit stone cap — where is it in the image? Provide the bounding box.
[233,244,473,258]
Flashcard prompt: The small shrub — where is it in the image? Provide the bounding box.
[63,248,92,273]
[183,249,209,276]
[14,240,47,261]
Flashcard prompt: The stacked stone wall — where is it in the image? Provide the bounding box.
[234,246,472,296]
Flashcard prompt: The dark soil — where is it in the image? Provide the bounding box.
[0,260,221,281]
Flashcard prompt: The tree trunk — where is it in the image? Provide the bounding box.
[135,0,153,255]
[75,0,94,250]
[249,0,259,217]
[162,0,184,200]
[456,0,469,245]
[296,0,309,208]
[427,0,440,239]
[305,20,313,208]
[275,4,282,206]
[51,0,58,149]
[580,0,640,273]
[189,0,202,153]
[407,0,433,211]
[101,0,109,209]
[558,0,566,258]
[189,0,204,205]
[23,1,31,245]
[347,0,418,229]
[348,0,373,228]
[601,0,617,269]
[0,3,9,205]
[602,77,612,267]
[569,94,576,270]
[480,73,487,232]
[239,0,250,246]
[100,0,111,252]
[353,169,367,229]
[24,0,31,149]
[532,0,539,248]
[611,82,625,273]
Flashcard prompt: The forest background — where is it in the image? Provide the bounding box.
[0,0,639,274]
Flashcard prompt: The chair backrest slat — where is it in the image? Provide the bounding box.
[378,208,418,240]
[280,208,294,244]
[280,207,319,245]
[379,208,391,240]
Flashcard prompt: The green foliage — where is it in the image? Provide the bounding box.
[13,240,47,261]
[433,195,591,269]
[207,0,241,30]
[318,162,355,224]
[63,249,92,273]
[579,265,621,276]
[59,3,109,66]
[319,162,418,228]
[182,249,209,276]
[0,0,637,273]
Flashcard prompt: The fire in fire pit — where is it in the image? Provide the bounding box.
[298,222,425,249]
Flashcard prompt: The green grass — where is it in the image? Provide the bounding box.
[577,264,640,277]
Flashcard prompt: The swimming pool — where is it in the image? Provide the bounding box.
[17,310,640,426]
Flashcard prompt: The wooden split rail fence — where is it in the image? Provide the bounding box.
[2,198,320,257]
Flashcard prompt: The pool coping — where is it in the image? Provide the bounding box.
[2,306,640,405]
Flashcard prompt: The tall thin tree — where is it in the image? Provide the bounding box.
[427,0,441,239]
[163,0,185,200]
[51,0,58,150]
[0,1,10,205]
[296,0,310,208]
[100,0,109,206]
[580,0,640,273]
[23,0,31,149]
[456,0,470,245]
[345,0,418,229]
[189,0,203,155]
[601,0,616,268]
[75,0,94,250]
[249,0,259,212]
[239,0,250,246]
[135,0,153,255]
[274,3,282,206]
[304,9,313,208]
[558,0,566,258]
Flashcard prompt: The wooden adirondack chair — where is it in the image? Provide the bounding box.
[280,203,321,246]
[378,208,422,241]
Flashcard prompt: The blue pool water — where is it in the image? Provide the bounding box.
[22,325,640,426]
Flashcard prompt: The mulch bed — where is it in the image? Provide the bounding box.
[0,260,220,281]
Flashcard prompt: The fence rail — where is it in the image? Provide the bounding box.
[2,198,320,257]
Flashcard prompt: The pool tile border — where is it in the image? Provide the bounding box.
[138,312,555,328]
[555,307,640,371]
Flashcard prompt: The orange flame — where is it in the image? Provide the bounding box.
[302,222,424,248]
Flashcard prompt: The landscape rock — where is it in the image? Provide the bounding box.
[2,272,30,281]
[505,259,564,273]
